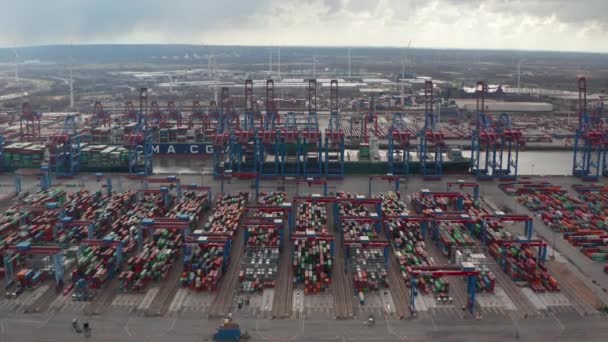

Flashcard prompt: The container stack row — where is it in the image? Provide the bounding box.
[293,238,332,294]
[182,193,247,292]
[257,192,287,206]
[376,191,408,216]
[488,243,559,292]
[120,229,183,291]
[516,184,608,261]
[182,244,225,291]
[350,247,388,294]
[23,188,67,205]
[338,192,378,240]
[295,201,328,234]
[203,193,248,236]
[431,222,476,258]
[239,198,286,293]
[71,244,120,289]
[453,250,495,293]
[387,220,448,295]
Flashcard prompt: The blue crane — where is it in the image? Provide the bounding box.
[470,81,498,179]
[419,80,445,178]
[494,113,523,180]
[387,113,413,175]
[572,77,603,181]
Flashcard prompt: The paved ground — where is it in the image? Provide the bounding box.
[1,173,608,341]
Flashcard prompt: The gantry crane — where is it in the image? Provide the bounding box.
[148,101,163,126]
[50,115,81,177]
[15,166,51,194]
[91,101,111,128]
[229,80,258,172]
[480,211,534,244]
[302,79,323,177]
[446,180,480,203]
[244,203,293,233]
[470,81,498,179]
[126,88,153,175]
[419,80,445,179]
[257,80,281,177]
[368,174,402,198]
[4,242,65,288]
[165,100,182,127]
[124,101,138,122]
[494,113,523,180]
[219,171,260,198]
[265,80,280,130]
[137,216,190,251]
[19,102,42,142]
[573,77,604,181]
[408,263,479,315]
[325,80,345,177]
[387,112,414,175]
[279,112,300,176]
[189,100,206,129]
[295,177,328,197]
[212,88,236,176]
[366,96,379,139]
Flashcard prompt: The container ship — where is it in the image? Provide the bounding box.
[0,95,471,174]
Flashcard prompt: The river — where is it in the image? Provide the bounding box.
[153,150,575,176]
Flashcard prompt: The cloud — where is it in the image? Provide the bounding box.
[1,0,607,52]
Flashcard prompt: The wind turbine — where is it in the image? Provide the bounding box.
[68,45,75,108]
[208,54,218,103]
[277,46,281,80]
[401,40,412,108]
[12,48,20,82]
[347,48,351,79]
[269,46,273,77]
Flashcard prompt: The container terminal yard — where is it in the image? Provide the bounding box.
[0,78,606,341]
[1,46,608,340]
[1,173,608,341]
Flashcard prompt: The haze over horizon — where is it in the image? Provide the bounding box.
[2,0,608,53]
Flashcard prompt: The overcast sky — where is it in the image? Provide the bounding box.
[2,0,607,52]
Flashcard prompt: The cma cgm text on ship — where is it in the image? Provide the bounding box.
[152,144,214,155]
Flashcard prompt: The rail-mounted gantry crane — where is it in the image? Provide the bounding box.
[419,80,445,179]
[572,77,604,181]
[324,80,345,178]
